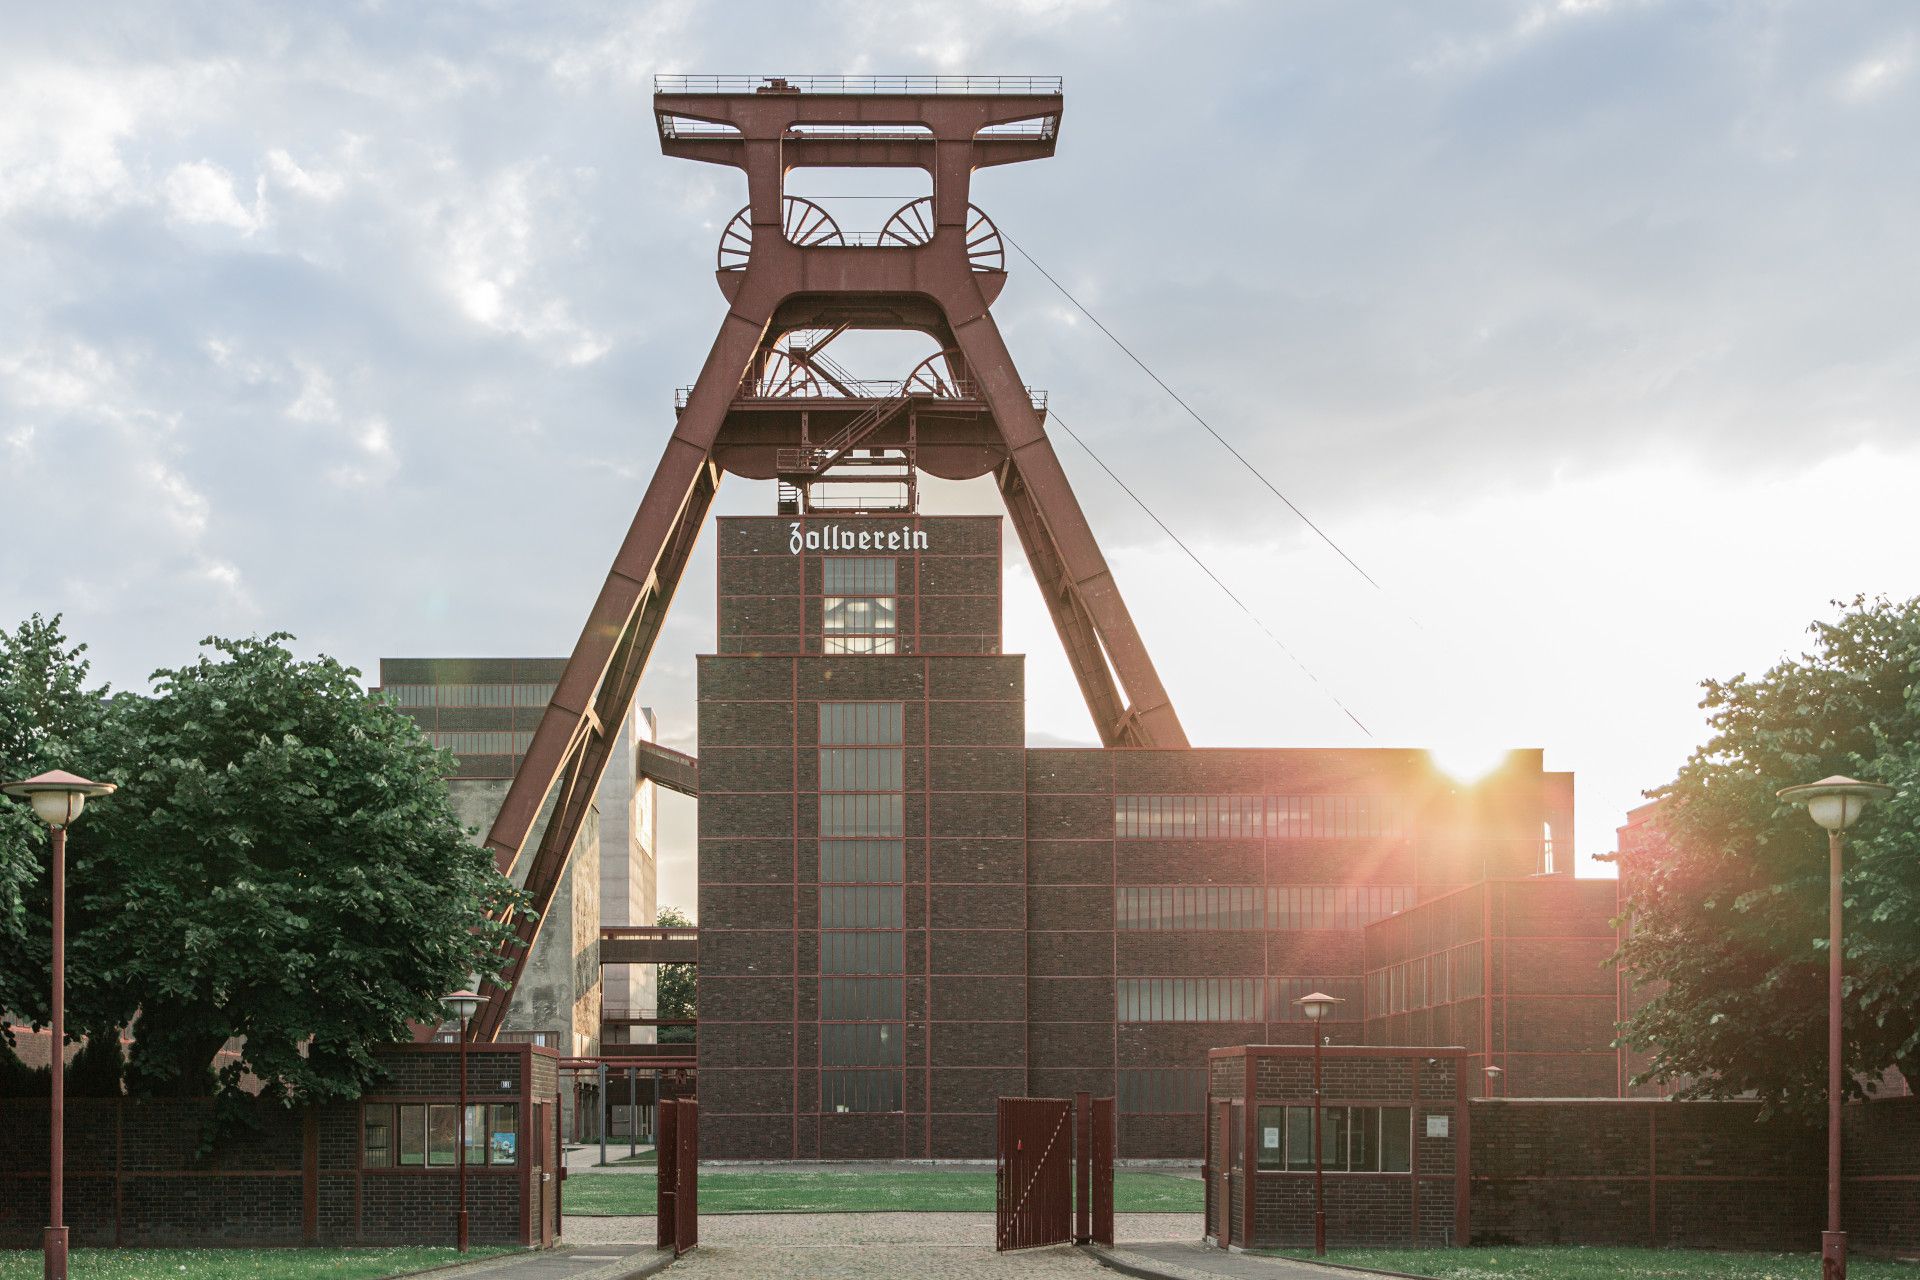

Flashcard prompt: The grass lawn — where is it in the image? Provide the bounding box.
[0,1247,515,1279]
[562,1169,1203,1215]
[1265,1246,1920,1279]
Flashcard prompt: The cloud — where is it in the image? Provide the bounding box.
[162,160,263,232]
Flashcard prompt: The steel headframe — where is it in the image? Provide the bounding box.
[469,77,1185,1042]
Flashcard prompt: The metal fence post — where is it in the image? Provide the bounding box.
[596,1061,608,1168]
[628,1066,638,1159]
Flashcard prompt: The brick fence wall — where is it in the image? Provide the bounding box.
[0,1043,559,1249]
[1470,1097,1920,1256]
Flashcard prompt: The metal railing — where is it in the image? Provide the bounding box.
[677,383,1046,410]
[656,74,1062,96]
[660,115,1054,142]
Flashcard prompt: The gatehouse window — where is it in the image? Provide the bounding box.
[1254,1105,1412,1173]
[363,1102,521,1168]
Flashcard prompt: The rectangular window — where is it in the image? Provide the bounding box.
[820,885,904,928]
[427,1104,459,1166]
[1256,1105,1286,1170]
[820,840,904,883]
[1119,1069,1208,1115]
[363,1104,393,1167]
[822,1022,905,1066]
[1319,1106,1349,1170]
[823,1069,904,1113]
[821,977,903,1020]
[1285,1106,1314,1171]
[1113,794,1405,840]
[824,557,897,595]
[489,1103,520,1165]
[397,1104,426,1166]
[1380,1107,1412,1173]
[819,702,904,745]
[820,794,904,838]
[819,749,904,792]
[463,1104,486,1165]
[821,932,905,974]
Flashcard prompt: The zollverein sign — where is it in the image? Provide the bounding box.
[789,523,929,554]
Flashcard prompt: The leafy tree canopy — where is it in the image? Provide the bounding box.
[655,905,695,1045]
[1613,595,1920,1115]
[1,622,523,1106]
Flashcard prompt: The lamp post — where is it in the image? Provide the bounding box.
[1,771,116,1280]
[1777,776,1892,1280]
[1295,991,1345,1257]
[1484,1064,1504,1097]
[441,990,484,1253]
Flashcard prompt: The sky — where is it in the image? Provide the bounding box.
[3,1,1918,915]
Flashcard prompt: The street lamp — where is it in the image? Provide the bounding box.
[441,990,485,1253]
[1777,775,1892,1280]
[1484,1064,1504,1097]
[1,770,116,1280]
[1295,991,1345,1258]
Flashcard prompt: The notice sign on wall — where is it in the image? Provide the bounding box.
[1263,1127,1280,1149]
[1426,1115,1450,1138]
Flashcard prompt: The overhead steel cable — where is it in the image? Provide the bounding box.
[1047,409,1375,740]
[1004,230,1403,611]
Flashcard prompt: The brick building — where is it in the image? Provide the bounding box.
[697,512,1618,1160]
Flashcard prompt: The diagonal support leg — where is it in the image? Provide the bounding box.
[998,462,1131,746]
[469,305,769,1042]
[952,308,1187,748]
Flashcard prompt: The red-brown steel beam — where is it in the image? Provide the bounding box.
[469,305,770,1043]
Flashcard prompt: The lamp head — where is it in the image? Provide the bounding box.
[1776,776,1893,833]
[1295,991,1345,1022]
[442,990,485,1023]
[1,770,117,828]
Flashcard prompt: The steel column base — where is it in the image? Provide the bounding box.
[43,1225,68,1280]
[457,1209,469,1253]
[1823,1230,1846,1280]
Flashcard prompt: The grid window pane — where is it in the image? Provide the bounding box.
[820,794,904,837]
[819,749,903,792]
[463,1104,486,1165]
[820,840,904,883]
[821,977,903,1020]
[820,885,904,928]
[1113,794,1405,839]
[819,703,905,745]
[1285,1106,1314,1171]
[363,1104,393,1168]
[1256,1105,1286,1170]
[822,1070,903,1113]
[823,596,898,654]
[1118,1069,1207,1115]
[824,557,897,595]
[489,1103,519,1165]
[1381,1107,1412,1173]
[821,932,905,974]
[822,1023,904,1066]
[427,1104,458,1166]
[397,1105,425,1166]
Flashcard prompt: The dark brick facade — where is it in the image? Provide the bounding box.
[699,513,1607,1161]
[0,1044,562,1249]
[1364,878,1622,1099]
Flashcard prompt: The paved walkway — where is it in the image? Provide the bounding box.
[562,1211,1201,1248]
[1093,1242,1345,1279]
[430,1242,668,1280]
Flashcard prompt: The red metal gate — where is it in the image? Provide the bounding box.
[997,1097,1074,1250]
[656,1097,699,1255]
[1087,1095,1114,1246]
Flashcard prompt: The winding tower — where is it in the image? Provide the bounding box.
[471,74,1184,1041]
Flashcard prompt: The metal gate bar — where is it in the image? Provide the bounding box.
[996,1097,1074,1250]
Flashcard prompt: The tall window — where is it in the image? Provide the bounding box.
[1113,794,1404,839]
[823,557,898,655]
[818,701,905,1113]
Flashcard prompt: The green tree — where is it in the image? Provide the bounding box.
[0,614,123,1046]
[3,622,525,1105]
[1613,596,1920,1115]
[655,905,695,1045]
